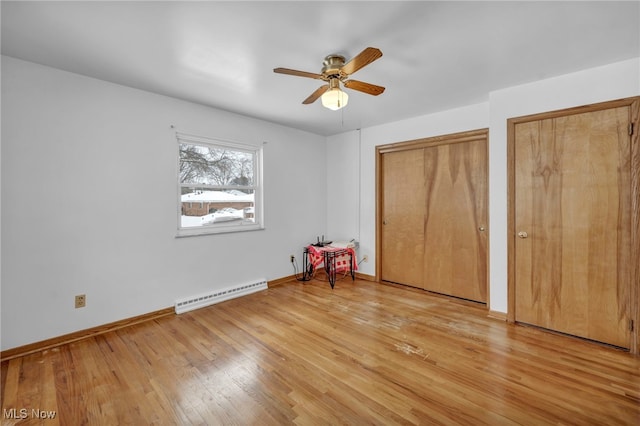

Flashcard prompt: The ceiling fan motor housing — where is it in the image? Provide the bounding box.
[322,55,346,77]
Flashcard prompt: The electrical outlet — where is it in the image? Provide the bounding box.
[75,294,86,308]
[290,255,295,263]
[362,255,369,263]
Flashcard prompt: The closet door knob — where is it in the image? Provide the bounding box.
[517,231,528,239]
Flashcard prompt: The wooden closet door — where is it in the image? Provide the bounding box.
[380,148,425,287]
[423,140,488,303]
[379,130,488,304]
[514,106,632,348]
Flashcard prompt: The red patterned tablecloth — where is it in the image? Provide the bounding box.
[306,245,358,273]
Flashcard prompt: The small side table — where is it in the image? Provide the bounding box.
[303,245,357,288]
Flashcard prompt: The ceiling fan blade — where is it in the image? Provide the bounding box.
[302,85,329,104]
[343,79,385,96]
[340,47,383,76]
[274,67,324,80]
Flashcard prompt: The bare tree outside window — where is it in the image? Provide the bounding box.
[180,144,254,188]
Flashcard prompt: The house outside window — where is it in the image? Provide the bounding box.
[177,132,263,236]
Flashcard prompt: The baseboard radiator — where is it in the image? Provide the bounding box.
[174,278,268,314]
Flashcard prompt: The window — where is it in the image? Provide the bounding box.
[177,132,263,236]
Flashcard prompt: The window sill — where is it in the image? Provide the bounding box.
[176,223,265,238]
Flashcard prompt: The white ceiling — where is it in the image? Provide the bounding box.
[2,1,639,136]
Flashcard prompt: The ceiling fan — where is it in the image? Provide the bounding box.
[273,47,385,110]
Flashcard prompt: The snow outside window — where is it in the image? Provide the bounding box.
[176,133,263,236]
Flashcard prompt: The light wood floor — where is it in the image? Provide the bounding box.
[2,278,639,425]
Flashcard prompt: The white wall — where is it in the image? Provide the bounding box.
[327,57,640,314]
[325,130,361,243]
[1,56,327,350]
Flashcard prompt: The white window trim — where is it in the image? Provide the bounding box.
[176,132,264,237]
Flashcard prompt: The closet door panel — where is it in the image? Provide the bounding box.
[423,140,488,303]
[380,148,425,287]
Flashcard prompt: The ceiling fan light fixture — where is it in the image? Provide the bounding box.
[321,79,349,110]
[321,88,349,110]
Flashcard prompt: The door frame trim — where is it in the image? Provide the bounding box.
[375,128,490,304]
[506,96,640,354]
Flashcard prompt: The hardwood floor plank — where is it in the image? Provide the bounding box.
[2,279,639,425]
